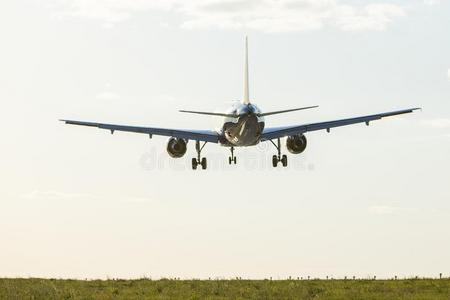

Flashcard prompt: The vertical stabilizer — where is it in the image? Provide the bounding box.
[243,36,250,104]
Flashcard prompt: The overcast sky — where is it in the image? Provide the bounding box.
[1,0,449,279]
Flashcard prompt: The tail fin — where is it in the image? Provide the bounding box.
[242,36,250,105]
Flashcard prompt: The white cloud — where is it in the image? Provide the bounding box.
[21,190,98,201]
[334,4,405,32]
[21,190,151,203]
[95,83,121,100]
[122,197,152,204]
[369,205,417,215]
[49,0,406,33]
[96,91,121,100]
[424,0,440,5]
[421,118,450,129]
[369,205,396,215]
[448,68,450,81]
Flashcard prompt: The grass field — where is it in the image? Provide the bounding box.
[1,278,449,299]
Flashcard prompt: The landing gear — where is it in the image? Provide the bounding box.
[228,147,237,165]
[269,138,288,168]
[192,140,207,170]
[272,155,278,167]
[201,157,207,170]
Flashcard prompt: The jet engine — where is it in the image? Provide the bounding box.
[286,134,307,154]
[166,138,187,158]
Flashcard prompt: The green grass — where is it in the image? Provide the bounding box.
[0,278,449,299]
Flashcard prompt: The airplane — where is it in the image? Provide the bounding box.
[61,37,420,170]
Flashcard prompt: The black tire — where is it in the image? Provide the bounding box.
[228,157,232,165]
[233,156,237,164]
[272,155,278,168]
[192,158,197,170]
[281,155,288,167]
[201,157,207,170]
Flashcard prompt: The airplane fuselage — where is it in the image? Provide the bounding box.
[219,103,265,146]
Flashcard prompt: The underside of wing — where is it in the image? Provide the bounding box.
[60,120,220,143]
[261,108,420,141]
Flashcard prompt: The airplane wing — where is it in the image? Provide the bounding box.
[261,108,420,141]
[60,120,220,143]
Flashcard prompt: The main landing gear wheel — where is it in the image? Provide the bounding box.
[228,147,237,165]
[272,155,278,167]
[270,138,288,168]
[201,157,207,170]
[192,140,208,170]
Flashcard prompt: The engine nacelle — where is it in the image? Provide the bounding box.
[286,134,307,154]
[166,138,187,158]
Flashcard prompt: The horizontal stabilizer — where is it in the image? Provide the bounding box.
[179,110,237,118]
[258,105,319,117]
